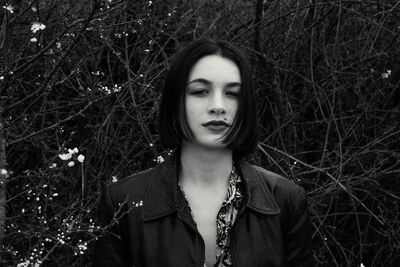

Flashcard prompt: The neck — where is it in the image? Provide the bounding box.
[179,140,233,187]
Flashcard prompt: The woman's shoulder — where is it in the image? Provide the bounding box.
[249,164,307,204]
[251,164,301,189]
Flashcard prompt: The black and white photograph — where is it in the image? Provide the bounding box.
[1,0,399,266]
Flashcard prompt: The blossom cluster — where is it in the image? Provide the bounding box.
[3,5,14,13]
[381,69,391,79]
[75,240,88,255]
[95,83,122,94]
[31,22,46,33]
[7,176,98,266]
[12,212,99,266]
[58,147,85,167]
[0,168,10,178]
[30,22,46,43]
[156,155,164,163]
[16,245,44,267]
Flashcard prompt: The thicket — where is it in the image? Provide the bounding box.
[1,0,399,266]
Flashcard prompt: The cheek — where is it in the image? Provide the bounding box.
[184,99,199,124]
[185,98,203,115]
[227,101,239,117]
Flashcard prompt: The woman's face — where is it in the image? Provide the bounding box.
[185,55,241,149]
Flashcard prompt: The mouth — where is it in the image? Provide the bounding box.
[202,120,230,131]
[203,120,230,127]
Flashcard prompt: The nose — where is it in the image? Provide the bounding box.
[208,92,226,115]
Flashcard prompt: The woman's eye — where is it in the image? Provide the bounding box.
[191,89,208,95]
[226,91,239,97]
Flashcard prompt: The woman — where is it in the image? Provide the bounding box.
[93,39,314,266]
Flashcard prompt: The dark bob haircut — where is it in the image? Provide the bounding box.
[159,39,258,159]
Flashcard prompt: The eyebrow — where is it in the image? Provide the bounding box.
[187,78,241,88]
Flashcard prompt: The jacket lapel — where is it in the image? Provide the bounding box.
[237,160,280,215]
[142,154,280,223]
[142,155,179,222]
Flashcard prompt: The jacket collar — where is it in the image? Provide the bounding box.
[142,153,280,222]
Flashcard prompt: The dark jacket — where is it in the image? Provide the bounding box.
[92,155,314,267]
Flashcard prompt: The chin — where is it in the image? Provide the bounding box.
[196,139,228,149]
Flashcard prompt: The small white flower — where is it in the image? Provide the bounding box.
[0,76,4,80]
[53,193,59,197]
[32,6,37,12]
[68,147,78,154]
[67,161,75,167]
[0,169,8,175]
[3,5,14,14]
[78,244,88,250]
[59,153,72,161]
[382,70,391,79]
[30,37,38,43]
[77,154,85,163]
[360,264,365,267]
[31,22,46,33]
[49,163,57,169]
[157,155,164,163]
[112,176,118,182]
[56,42,62,49]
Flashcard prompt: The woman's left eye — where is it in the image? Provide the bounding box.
[226,91,239,97]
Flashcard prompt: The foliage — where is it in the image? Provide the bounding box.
[1,0,399,266]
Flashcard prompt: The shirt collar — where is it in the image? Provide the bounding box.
[142,153,280,222]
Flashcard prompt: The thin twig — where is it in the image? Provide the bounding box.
[258,143,385,225]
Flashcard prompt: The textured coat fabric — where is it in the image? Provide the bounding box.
[92,155,314,267]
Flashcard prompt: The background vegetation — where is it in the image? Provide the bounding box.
[1,0,399,266]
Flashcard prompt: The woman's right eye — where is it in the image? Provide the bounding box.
[190,89,208,95]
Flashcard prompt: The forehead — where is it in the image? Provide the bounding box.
[188,55,241,83]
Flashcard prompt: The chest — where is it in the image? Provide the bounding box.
[191,207,218,265]
[133,211,285,267]
[184,194,224,264]
[182,185,226,226]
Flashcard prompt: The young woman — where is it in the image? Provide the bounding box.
[93,39,314,266]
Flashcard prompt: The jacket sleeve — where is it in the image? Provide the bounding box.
[285,186,314,266]
[92,183,130,267]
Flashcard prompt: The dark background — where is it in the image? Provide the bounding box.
[1,0,399,266]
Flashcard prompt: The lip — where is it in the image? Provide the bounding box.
[203,120,230,127]
[202,120,230,132]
